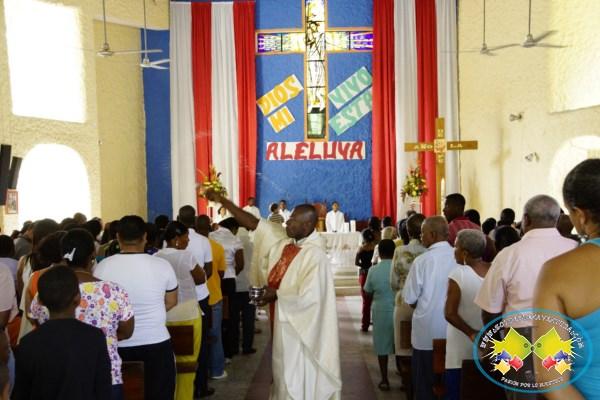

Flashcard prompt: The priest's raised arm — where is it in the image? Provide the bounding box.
[204,189,259,231]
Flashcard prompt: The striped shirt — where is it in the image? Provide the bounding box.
[268,213,284,225]
[447,216,480,246]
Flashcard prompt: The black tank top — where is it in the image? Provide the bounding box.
[357,249,374,271]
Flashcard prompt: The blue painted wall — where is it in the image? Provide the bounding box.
[144,0,374,221]
[256,0,373,221]
[143,29,171,221]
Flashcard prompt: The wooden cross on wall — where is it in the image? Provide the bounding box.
[404,118,478,213]
[256,0,373,141]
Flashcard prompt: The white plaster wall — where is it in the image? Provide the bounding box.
[0,0,168,231]
[458,0,600,221]
[95,20,148,221]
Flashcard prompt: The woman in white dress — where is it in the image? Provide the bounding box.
[154,221,206,400]
[444,229,490,400]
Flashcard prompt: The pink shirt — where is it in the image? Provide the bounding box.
[448,216,480,246]
[475,228,577,326]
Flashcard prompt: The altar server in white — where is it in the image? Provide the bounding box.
[325,202,345,233]
[242,197,261,219]
[205,189,341,400]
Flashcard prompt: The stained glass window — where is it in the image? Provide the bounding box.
[305,0,326,138]
[255,0,373,140]
[326,31,373,52]
[257,32,304,54]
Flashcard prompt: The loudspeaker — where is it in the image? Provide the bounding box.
[8,156,22,189]
[0,145,11,205]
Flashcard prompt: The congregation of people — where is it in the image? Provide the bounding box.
[0,201,272,400]
[1,159,599,400]
[355,159,600,400]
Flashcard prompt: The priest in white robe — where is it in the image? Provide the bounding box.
[325,202,345,233]
[205,190,342,400]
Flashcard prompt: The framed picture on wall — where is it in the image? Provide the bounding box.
[5,189,18,214]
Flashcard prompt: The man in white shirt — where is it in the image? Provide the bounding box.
[242,197,261,220]
[278,200,291,223]
[177,206,218,387]
[209,218,244,361]
[94,215,179,400]
[325,201,345,233]
[403,216,457,400]
[177,206,213,305]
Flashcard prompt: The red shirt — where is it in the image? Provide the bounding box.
[448,216,481,246]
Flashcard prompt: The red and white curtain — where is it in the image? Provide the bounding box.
[170,1,257,216]
[372,0,459,218]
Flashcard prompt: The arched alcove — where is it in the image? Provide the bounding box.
[549,135,600,205]
[17,144,91,225]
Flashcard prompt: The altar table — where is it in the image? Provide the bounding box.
[320,232,362,274]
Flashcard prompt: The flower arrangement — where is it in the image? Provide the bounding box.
[401,166,427,201]
[197,165,228,198]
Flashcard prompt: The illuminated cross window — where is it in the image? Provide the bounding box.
[257,0,373,140]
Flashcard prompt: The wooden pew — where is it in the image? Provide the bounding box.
[432,339,446,399]
[122,361,144,400]
[399,320,411,350]
[396,320,413,399]
[167,325,197,373]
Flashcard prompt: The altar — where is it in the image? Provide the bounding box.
[320,232,362,274]
[320,232,361,295]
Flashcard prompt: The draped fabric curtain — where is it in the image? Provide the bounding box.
[233,1,258,204]
[392,0,459,217]
[170,3,197,216]
[415,0,439,217]
[372,0,397,220]
[191,3,212,214]
[211,3,240,207]
[394,0,418,218]
[170,1,257,216]
[436,0,460,198]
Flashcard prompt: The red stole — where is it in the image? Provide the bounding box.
[267,243,302,331]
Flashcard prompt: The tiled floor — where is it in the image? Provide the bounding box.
[206,310,271,400]
[205,296,408,400]
[340,296,407,400]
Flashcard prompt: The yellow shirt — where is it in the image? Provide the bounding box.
[207,239,226,306]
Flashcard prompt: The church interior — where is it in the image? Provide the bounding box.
[1,0,599,399]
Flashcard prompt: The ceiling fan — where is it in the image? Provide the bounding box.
[521,0,565,48]
[461,0,519,56]
[97,0,162,57]
[140,0,169,70]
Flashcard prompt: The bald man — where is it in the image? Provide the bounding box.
[204,190,341,400]
[403,216,458,400]
[475,195,577,400]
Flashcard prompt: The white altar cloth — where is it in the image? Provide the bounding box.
[320,232,362,274]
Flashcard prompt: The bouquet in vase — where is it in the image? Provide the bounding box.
[197,166,228,199]
[400,166,427,202]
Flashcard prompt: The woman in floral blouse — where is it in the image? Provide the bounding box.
[30,229,134,400]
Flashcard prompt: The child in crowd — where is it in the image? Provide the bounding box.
[12,266,111,399]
